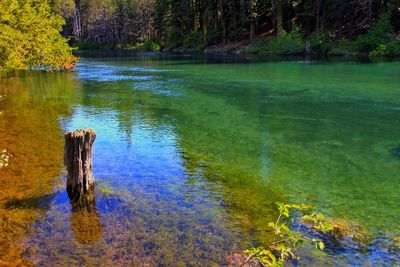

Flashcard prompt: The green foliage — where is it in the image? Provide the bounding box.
[136,39,161,52]
[98,184,116,198]
[356,12,399,55]
[243,203,333,267]
[167,29,182,48]
[329,39,358,55]
[369,42,400,57]
[183,32,205,51]
[247,25,304,55]
[246,37,268,54]
[50,0,400,54]
[268,25,304,55]
[305,11,400,57]
[369,44,391,57]
[0,0,75,73]
[74,39,104,50]
[309,32,333,56]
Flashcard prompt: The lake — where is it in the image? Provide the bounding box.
[1,54,400,266]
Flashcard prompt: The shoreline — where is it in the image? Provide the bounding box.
[73,41,400,59]
[172,41,400,58]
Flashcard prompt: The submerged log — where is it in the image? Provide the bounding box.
[64,129,96,203]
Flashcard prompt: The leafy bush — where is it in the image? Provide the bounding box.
[205,29,220,45]
[369,42,400,56]
[246,37,268,54]
[247,25,304,55]
[369,44,391,56]
[267,25,304,55]
[243,203,333,266]
[0,0,75,73]
[182,32,205,51]
[74,39,103,50]
[329,39,358,55]
[309,32,333,56]
[142,39,161,52]
[134,39,161,52]
[356,12,397,54]
[167,29,181,48]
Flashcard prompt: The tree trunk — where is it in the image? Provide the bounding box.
[73,0,82,38]
[276,0,284,35]
[250,20,256,41]
[315,0,321,33]
[64,129,96,202]
[203,8,208,45]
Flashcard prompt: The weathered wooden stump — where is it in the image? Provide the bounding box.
[64,129,96,204]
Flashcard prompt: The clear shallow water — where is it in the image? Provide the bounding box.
[0,55,400,266]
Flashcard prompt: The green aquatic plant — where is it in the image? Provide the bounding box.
[243,203,333,266]
[98,184,116,198]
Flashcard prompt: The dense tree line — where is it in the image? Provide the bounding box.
[1,0,400,73]
[55,0,400,50]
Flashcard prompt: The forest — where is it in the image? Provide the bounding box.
[1,0,400,72]
[55,0,400,55]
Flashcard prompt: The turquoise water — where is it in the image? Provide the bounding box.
[0,54,400,265]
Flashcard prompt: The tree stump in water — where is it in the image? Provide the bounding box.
[64,129,96,204]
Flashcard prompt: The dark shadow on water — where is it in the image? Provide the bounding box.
[67,181,104,245]
[69,192,104,245]
[70,209,103,245]
[2,193,56,210]
[389,146,400,159]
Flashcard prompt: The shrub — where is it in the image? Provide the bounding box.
[243,203,332,266]
[0,0,75,73]
[142,39,161,52]
[246,37,268,54]
[246,26,304,55]
[182,32,204,51]
[369,41,400,56]
[309,31,333,56]
[267,25,305,55]
[205,29,220,45]
[135,39,161,52]
[74,39,103,50]
[167,29,181,48]
[356,12,396,54]
[329,39,358,55]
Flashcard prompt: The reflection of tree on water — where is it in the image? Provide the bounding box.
[70,194,103,245]
[0,72,77,264]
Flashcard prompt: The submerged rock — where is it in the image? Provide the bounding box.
[328,219,370,249]
[301,216,370,251]
[226,253,262,267]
